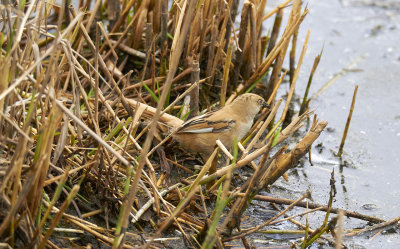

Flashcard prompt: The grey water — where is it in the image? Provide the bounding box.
[248,0,400,248]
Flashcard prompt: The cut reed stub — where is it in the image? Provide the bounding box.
[337,85,359,157]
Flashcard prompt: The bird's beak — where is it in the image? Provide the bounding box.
[262,101,270,109]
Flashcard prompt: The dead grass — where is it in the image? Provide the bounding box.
[0,0,391,248]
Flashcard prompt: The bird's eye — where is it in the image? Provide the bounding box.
[257,99,263,106]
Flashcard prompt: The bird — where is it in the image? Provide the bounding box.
[172,93,269,159]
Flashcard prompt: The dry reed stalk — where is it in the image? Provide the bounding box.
[289,1,302,85]
[28,104,63,217]
[0,13,84,102]
[225,117,326,234]
[224,0,239,51]
[44,161,96,186]
[186,5,201,58]
[145,185,202,248]
[337,85,358,157]
[249,2,258,72]
[266,6,296,99]
[114,1,197,247]
[301,172,337,248]
[256,0,268,36]
[0,57,10,126]
[251,191,386,224]
[0,0,356,247]
[110,39,157,62]
[269,207,325,225]
[263,0,293,21]
[299,51,322,115]
[225,116,326,233]
[208,0,233,87]
[267,71,286,104]
[160,0,168,67]
[152,1,161,34]
[99,0,147,60]
[230,1,250,87]
[145,22,153,80]
[244,7,308,92]
[205,15,217,84]
[344,217,400,237]
[264,110,312,146]
[189,59,200,117]
[109,0,136,34]
[260,119,327,186]
[224,191,311,242]
[202,142,236,248]
[280,29,310,123]
[335,210,344,249]
[73,16,136,120]
[225,145,277,233]
[200,110,314,187]
[245,98,283,152]
[220,43,233,107]
[131,183,181,223]
[311,55,364,101]
[237,142,258,169]
[38,185,80,249]
[50,94,129,165]
[269,202,338,247]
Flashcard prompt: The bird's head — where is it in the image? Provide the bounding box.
[231,93,269,118]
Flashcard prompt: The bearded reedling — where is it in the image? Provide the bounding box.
[173,93,269,160]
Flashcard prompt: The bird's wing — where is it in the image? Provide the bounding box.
[176,112,235,134]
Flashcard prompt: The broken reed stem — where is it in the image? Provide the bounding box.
[337,85,358,157]
[265,8,285,99]
[301,201,310,249]
[238,193,385,224]
[131,183,181,223]
[224,0,239,51]
[220,43,233,107]
[310,55,364,101]
[335,210,344,249]
[230,1,250,87]
[288,1,302,86]
[256,0,268,36]
[189,59,200,118]
[299,50,322,115]
[344,216,400,237]
[262,0,293,21]
[281,29,310,123]
[302,171,336,247]
[224,191,311,242]
[289,30,298,85]
[267,7,283,56]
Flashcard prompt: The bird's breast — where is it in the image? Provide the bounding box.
[234,117,253,141]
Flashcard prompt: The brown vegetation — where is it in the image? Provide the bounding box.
[0,0,391,248]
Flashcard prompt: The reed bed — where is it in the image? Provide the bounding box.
[0,0,393,248]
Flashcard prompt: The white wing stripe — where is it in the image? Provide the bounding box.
[183,128,214,133]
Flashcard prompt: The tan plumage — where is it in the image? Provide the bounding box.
[173,93,269,159]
